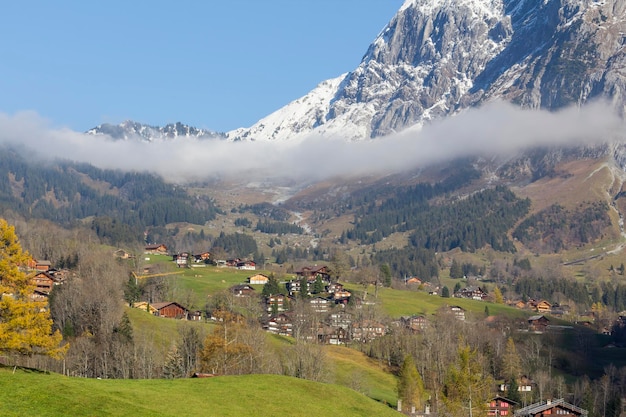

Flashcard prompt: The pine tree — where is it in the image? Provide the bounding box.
[380,263,392,287]
[450,259,463,278]
[0,218,67,360]
[441,286,450,298]
[313,276,325,294]
[262,274,281,297]
[397,355,425,412]
[299,276,309,299]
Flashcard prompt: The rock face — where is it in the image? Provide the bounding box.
[87,121,224,142]
[228,0,626,142]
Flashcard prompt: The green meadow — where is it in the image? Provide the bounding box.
[0,366,399,417]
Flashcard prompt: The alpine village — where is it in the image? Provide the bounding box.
[8,0,626,416]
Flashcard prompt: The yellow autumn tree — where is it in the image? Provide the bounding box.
[199,309,254,375]
[0,218,67,360]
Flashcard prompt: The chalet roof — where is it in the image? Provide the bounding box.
[231,284,255,291]
[491,395,519,405]
[145,244,166,250]
[514,399,587,416]
[295,265,328,274]
[151,301,187,311]
[528,315,549,321]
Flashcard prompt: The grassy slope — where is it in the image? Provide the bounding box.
[325,345,398,405]
[0,367,399,417]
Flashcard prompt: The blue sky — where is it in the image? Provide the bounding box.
[0,1,403,133]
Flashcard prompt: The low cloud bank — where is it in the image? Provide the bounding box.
[0,101,621,183]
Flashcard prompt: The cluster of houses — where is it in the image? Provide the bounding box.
[28,258,68,302]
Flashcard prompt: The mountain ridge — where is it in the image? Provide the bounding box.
[88,0,626,144]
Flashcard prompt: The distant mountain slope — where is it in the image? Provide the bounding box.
[0,148,219,243]
[227,0,626,141]
[87,120,225,141]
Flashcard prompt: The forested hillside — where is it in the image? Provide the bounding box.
[0,147,220,243]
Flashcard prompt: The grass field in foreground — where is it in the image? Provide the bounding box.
[0,367,399,417]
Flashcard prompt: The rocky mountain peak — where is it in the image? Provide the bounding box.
[226,0,626,142]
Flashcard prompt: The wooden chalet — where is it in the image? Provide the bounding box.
[173,252,190,268]
[230,284,256,297]
[34,260,52,272]
[514,399,587,416]
[193,252,211,262]
[248,273,269,285]
[535,300,552,313]
[351,320,386,342]
[449,305,466,321]
[266,293,291,314]
[318,325,349,345]
[30,271,56,294]
[145,244,168,255]
[488,396,518,416]
[237,260,256,270]
[151,302,188,319]
[309,296,331,313]
[406,277,422,285]
[265,313,293,336]
[528,315,550,332]
[295,265,331,282]
[456,285,487,300]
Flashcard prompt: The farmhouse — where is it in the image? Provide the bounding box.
[145,244,168,255]
[151,302,188,319]
[248,273,269,285]
[528,315,550,332]
[237,260,256,270]
[230,284,255,297]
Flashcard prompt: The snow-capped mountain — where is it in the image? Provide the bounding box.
[227,0,626,142]
[87,121,224,142]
